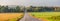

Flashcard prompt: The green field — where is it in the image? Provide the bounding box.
[31,12,60,21]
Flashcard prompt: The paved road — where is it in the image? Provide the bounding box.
[19,8,41,21]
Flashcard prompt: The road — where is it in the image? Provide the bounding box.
[19,8,41,21]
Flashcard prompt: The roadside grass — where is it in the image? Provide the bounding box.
[30,12,60,21]
[0,13,24,21]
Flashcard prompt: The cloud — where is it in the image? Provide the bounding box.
[30,0,60,6]
[0,0,60,6]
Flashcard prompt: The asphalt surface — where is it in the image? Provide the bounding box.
[19,8,41,21]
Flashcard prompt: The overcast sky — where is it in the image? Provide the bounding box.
[0,0,60,6]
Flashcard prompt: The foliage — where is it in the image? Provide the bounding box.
[27,6,55,12]
[51,16,60,20]
[0,5,21,13]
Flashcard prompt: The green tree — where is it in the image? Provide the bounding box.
[0,6,5,12]
[15,6,20,12]
[4,6,9,12]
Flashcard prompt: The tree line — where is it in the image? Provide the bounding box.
[27,6,60,12]
[0,5,22,13]
[0,5,60,12]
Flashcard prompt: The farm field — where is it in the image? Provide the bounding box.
[0,13,24,21]
[30,12,60,21]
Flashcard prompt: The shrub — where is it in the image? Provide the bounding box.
[51,16,60,20]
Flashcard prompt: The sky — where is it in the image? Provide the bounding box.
[0,0,60,6]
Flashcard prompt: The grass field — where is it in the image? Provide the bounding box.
[0,13,24,21]
[30,12,60,21]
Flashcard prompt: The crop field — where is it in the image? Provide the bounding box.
[0,13,24,21]
[30,12,60,21]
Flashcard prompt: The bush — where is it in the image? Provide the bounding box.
[51,16,60,20]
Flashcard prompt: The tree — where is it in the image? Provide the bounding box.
[0,5,1,7]
[4,6,9,12]
[27,7,32,12]
[15,6,20,12]
[0,6,5,12]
